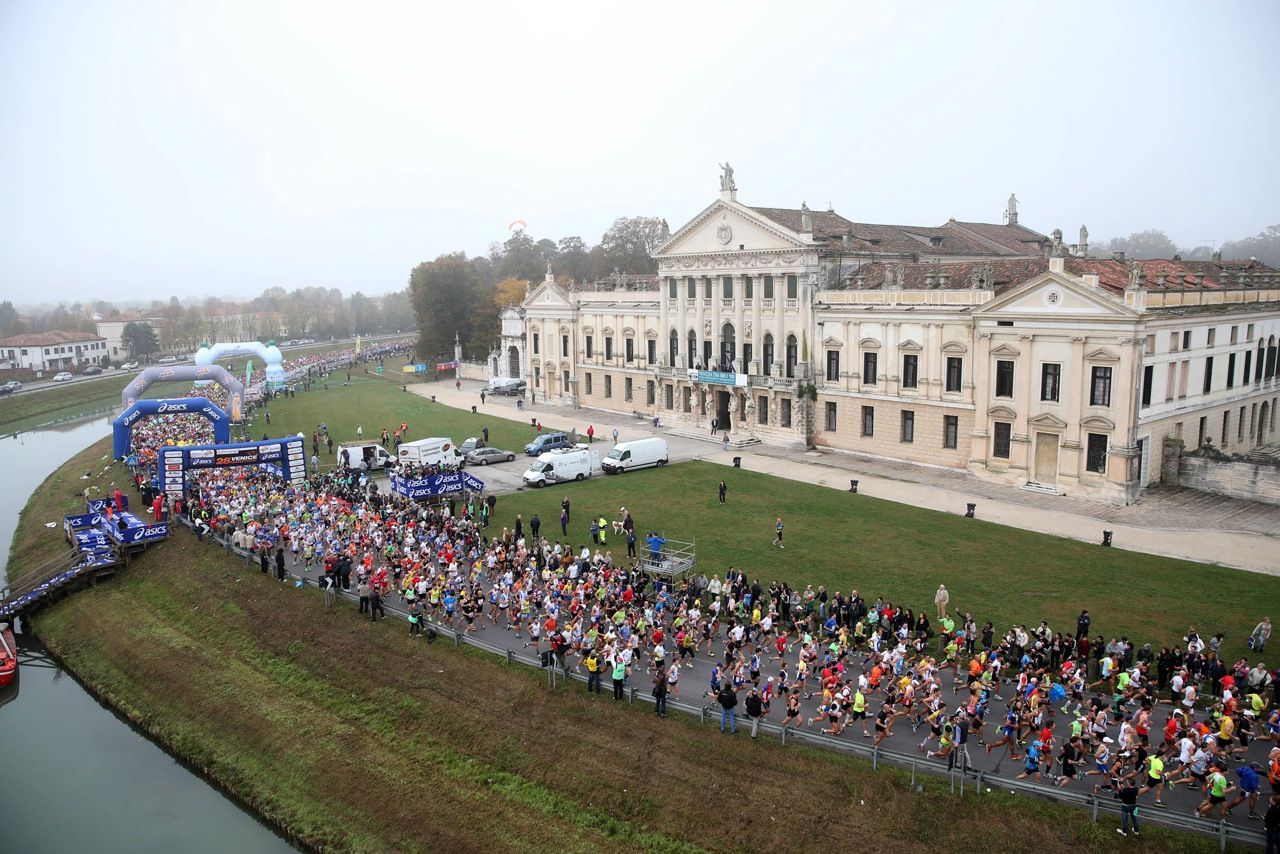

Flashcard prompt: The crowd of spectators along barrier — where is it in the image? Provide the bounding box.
[172,511,1266,852]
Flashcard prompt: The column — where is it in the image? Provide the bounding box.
[773,272,785,374]
[1013,334,1033,473]
[749,276,762,374]
[923,323,937,401]
[694,278,706,369]
[711,274,722,368]
[845,320,854,392]
[968,332,992,466]
[658,276,669,366]
[1061,336,1086,479]
[885,322,899,395]
[676,275,688,367]
[734,275,746,373]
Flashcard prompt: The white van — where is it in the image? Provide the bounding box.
[601,437,668,474]
[398,437,465,468]
[522,447,599,487]
[337,441,394,472]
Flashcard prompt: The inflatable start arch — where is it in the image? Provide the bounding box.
[195,341,285,388]
[123,364,245,421]
[113,397,231,459]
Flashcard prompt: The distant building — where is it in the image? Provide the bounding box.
[0,330,109,372]
[522,171,1280,503]
[95,314,166,360]
[488,305,526,382]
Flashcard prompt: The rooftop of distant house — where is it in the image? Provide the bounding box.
[0,330,107,347]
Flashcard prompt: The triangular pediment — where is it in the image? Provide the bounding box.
[822,335,844,348]
[1085,348,1120,362]
[976,271,1138,319]
[990,343,1021,357]
[1028,412,1068,429]
[656,200,806,256]
[988,405,1018,419]
[522,277,574,310]
[898,338,922,352]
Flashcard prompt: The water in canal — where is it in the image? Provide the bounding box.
[0,409,295,853]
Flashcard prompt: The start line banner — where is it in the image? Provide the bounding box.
[389,471,484,499]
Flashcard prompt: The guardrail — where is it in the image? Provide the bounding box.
[171,514,1265,851]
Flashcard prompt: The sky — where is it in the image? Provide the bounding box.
[1,0,1277,305]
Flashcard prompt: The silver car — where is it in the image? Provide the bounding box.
[465,447,515,466]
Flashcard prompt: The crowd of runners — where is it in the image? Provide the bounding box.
[118,368,1280,840]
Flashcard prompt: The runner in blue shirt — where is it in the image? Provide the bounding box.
[1226,762,1262,820]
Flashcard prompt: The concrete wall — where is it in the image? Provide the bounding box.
[1162,436,1280,504]
[458,361,488,382]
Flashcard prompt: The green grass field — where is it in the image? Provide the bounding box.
[231,378,1280,662]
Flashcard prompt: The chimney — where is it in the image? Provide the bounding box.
[842,232,852,250]
[1083,273,1100,288]
[1212,250,1222,263]
[1112,251,1125,262]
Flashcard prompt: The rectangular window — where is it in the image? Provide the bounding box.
[902,354,918,389]
[1169,331,1180,352]
[757,395,768,425]
[585,335,594,358]
[1239,406,1246,440]
[862,352,878,386]
[1144,334,1155,354]
[780,398,792,428]
[1207,328,1216,348]
[1040,363,1061,402]
[763,275,774,299]
[722,276,733,299]
[1202,356,1213,394]
[900,410,914,443]
[1141,365,1153,406]
[992,422,1011,459]
[825,401,837,432]
[861,405,875,437]
[995,360,1015,398]
[646,339,656,364]
[1086,433,1108,473]
[945,357,962,393]
[667,278,677,299]
[664,384,673,410]
[625,338,634,363]
[585,373,592,395]
[1227,353,1236,389]
[682,387,691,413]
[826,350,840,381]
[702,340,713,368]
[604,375,612,398]
[561,335,569,358]
[1197,416,1207,448]
[943,415,958,449]
[624,377,633,401]
[1165,363,1176,401]
[1244,350,1253,382]
[703,277,712,299]
[1090,366,1112,406]
[563,370,569,393]
[532,333,540,355]
[605,337,613,360]
[1222,410,1231,446]
[1182,330,1191,350]
[534,366,541,386]
[742,343,752,370]
[786,274,797,299]
[1230,326,1238,345]
[1246,323,1255,340]
[744,277,753,299]
[1178,360,1189,398]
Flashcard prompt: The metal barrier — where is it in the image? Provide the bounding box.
[176,515,1266,851]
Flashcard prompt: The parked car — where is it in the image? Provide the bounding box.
[81,366,103,375]
[157,355,179,364]
[52,371,74,382]
[459,436,485,454]
[524,431,572,456]
[119,361,139,370]
[465,447,516,466]
[1,380,23,393]
[489,380,526,397]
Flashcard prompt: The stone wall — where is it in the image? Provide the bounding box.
[458,361,488,382]
[1161,436,1280,504]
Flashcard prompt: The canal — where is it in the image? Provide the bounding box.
[0,409,295,853]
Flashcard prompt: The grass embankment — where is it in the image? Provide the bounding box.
[0,374,133,428]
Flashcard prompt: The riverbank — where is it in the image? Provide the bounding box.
[20,445,1240,852]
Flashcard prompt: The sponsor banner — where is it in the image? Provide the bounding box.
[389,471,484,499]
[214,446,262,466]
[64,512,101,533]
[110,520,170,544]
[435,360,459,370]
[688,369,747,387]
[86,496,129,513]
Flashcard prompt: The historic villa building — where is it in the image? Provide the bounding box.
[522,170,1280,503]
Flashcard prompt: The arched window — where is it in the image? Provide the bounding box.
[668,329,679,367]
[785,334,798,379]
[687,330,697,369]
[720,323,736,371]
[763,334,774,377]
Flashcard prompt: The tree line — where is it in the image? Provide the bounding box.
[410,216,665,362]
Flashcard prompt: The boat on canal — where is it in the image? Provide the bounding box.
[0,622,16,688]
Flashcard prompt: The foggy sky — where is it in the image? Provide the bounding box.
[1,0,1277,305]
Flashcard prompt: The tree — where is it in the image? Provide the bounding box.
[599,216,666,274]
[1221,224,1280,268]
[556,236,592,284]
[496,230,545,283]
[121,321,159,358]
[410,253,483,362]
[1097,229,1179,260]
[493,276,529,308]
[0,301,23,338]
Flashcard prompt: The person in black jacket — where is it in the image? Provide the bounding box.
[259,549,269,574]
[745,687,764,738]
[717,682,738,734]
[275,547,286,581]
[652,667,669,717]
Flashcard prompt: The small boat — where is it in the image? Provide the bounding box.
[0,623,16,688]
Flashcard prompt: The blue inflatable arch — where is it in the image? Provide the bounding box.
[113,397,231,459]
[122,364,245,421]
[196,341,285,388]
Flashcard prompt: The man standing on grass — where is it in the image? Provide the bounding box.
[718,681,738,734]
[718,480,727,504]
[1252,617,1271,652]
[935,584,950,619]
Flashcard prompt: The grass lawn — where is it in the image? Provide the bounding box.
[239,378,1280,661]
[0,374,133,428]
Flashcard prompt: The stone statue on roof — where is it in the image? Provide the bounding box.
[1005,193,1019,225]
[1127,260,1143,290]
[719,162,736,192]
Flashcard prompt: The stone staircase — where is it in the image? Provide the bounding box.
[665,427,762,450]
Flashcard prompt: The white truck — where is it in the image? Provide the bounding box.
[337,441,395,472]
[522,447,599,487]
[398,437,465,468]
[601,437,669,474]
